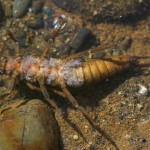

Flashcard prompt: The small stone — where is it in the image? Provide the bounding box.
[91,112,97,121]
[32,0,44,14]
[84,125,89,129]
[84,125,89,133]
[73,134,79,140]
[139,138,147,143]
[137,103,144,111]
[27,15,44,29]
[13,0,32,18]
[28,8,32,13]
[138,85,148,96]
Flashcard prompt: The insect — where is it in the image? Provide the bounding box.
[0,27,149,124]
[0,21,149,150]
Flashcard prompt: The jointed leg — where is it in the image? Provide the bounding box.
[7,76,16,94]
[58,77,96,124]
[41,17,66,59]
[41,39,54,59]
[26,82,66,98]
[57,77,121,150]
[26,82,41,92]
[63,42,119,62]
[50,87,66,98]
[38,77,63,115]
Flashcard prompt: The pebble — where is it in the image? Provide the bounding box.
[27,15,44,29]
[32,0,44,14]
[84,125,89,133]
[91,112,97,121]
[13,0,32,18]
[70,27,92,53]
[139,138,147,143]
[138,85,148,96]
[137,103,144,111]
[73,134,79,140]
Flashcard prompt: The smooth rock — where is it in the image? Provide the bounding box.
[27,14,44,29]
[13,0,32,18]
[0,99,59,150]
[32,0,44,14]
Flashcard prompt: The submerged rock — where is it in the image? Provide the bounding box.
[32,0,44,14]
[0,99,59,150]
[13,0,32,18]
[26,14,44,29]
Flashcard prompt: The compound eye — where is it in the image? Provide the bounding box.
[53,15,67,30]
[45,14,67,31]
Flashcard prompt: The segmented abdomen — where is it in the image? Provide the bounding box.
[74,55,131,84]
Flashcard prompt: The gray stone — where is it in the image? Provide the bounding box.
[32,0,44,14]
[13,0,32,18]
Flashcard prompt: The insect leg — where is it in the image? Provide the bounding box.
[50,87,66,98]
[41,39,54,58]
[63,42,119,62]
[26,82,66,98]
[27,82,66,97]
[41,16,66,59]
[58,77,121,150]
[26,82,41,91]
[58,77,96,123]
[38,77,63,115]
